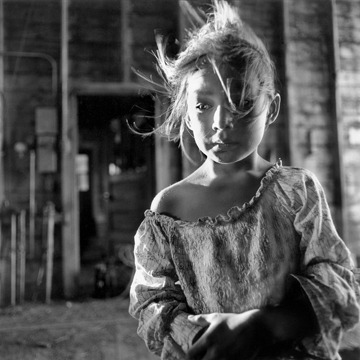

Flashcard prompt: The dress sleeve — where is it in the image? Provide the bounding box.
[129,214,203,359]
[291,170,360,360]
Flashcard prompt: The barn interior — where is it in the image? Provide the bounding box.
[0,1,359,357]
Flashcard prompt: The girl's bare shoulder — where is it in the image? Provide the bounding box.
[150,178,193,218]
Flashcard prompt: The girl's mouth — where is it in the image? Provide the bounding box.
[212,142,236,150]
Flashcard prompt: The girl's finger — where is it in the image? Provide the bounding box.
[187,320,214,359]
[188,314,211,326]
[200,347,222,360]
[186,335,208,360]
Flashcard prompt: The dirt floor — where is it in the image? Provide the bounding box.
[0,260,358,360]
[0,260,158,360]
[0,296,158,360]
[1,296,359,360]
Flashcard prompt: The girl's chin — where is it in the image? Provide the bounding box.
[205,150,255,165]
[208,154,244,165]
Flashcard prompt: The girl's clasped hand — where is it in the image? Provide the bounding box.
[186,295,319,360]
[187,311,269,360]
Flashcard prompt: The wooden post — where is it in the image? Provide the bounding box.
[0,215,2,305]
[45,203,55,304]
[154,97,182,192]
[328,0,346,240]
[0,0,5,206]
[19,209,26,303]
[281,0,293,166]
[29,150,36,258]
[10,213,16,306]
[61,0,80,298]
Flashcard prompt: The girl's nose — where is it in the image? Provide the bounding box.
[212,105,234,131]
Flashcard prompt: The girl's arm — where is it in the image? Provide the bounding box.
[129,215,203,358]
[187,290,319,360]
[284,169,360,358]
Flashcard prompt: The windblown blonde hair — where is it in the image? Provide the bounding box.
[141,0,277,154]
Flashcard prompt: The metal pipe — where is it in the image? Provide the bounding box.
[0,51,58,96]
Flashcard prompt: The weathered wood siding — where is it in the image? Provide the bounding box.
[69,0,122,82]
[1,0,359,302]
[2,0,178,228]
[3,0,60,212]
[285,0,344,232]
[337,0,360,257]
[235,0,289,165]
[131,0,179,80]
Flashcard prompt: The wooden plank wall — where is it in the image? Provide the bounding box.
[1,0,359,300]
[285,0,345,232]
[336,0,360,258]
[3,0,60,211]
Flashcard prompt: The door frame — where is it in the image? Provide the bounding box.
[62,82,152,297]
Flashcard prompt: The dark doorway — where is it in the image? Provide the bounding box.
[77,95,155,262]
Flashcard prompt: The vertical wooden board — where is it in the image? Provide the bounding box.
[68,0,122,82]
[0,0,5,206]
[61,0,80,298]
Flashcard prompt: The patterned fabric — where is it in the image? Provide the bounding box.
[129,164,360,360]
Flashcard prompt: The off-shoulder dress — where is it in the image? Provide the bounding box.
[129,164,360,360]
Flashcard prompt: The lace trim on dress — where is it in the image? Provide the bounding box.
[144,159,283,227]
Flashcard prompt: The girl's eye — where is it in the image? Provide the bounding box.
[196,103,210,111]
[243,99,253,111]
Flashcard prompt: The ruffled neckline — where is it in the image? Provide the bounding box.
[145,160,282,226]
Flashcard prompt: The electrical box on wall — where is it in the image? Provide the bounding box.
[35,107,58,173]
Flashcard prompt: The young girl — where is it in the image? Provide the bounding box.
[129,2,360,359]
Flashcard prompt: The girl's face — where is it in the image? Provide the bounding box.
[186,64,277,165]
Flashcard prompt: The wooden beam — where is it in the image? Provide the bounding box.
[70,81,148,96]
[282,0,293,166]
[61,0,80,299]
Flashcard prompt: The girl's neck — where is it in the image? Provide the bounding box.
[200,154,270,181]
